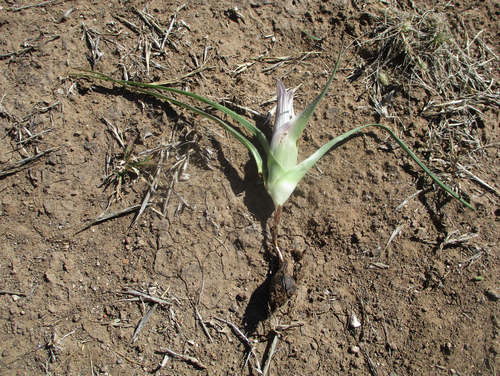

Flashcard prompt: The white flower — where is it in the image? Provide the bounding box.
[266,80,302,210]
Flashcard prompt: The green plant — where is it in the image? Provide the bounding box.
[74,51,473,261]
[104,138,155,200]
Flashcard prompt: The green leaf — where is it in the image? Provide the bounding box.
[76,70,269,152]
[287,123,474,210]
[282,50,342,145]
[300,29,322,42]
[73,70,266,178]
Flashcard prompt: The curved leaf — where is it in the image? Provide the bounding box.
[75,70,270,154]
[279,123,474,210]
[74,70,265,177]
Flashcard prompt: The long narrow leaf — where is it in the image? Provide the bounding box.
[285,50,343,142]
[281,123,474,210]
[75,70,270,154]
[74,70,264,177]
[128,85,264,176]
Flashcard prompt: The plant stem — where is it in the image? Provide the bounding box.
[272,205,284,264]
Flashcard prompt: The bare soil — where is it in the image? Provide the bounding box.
[1,0,499,375]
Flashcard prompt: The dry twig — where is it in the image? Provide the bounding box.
[159,348,207,369]
[214,317,262,373]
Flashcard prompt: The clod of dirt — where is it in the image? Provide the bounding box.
[269,261,297,311]
[485,288,500,302]
[236,292,248,301]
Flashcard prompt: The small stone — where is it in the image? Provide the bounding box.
[485,289,500,302]
[387,342,398,351]
[99,364,109,373]
[349,346,360,354]
[349,314,361,328]
[236,292,247,301]
[2,349,10,357]
[84,141,96,151]
[43,201,54,215]
[442,342,453,355]
[229,304,239,313]
[48,152,58,165]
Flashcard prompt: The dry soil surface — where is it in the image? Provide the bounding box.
[0,0,500,375]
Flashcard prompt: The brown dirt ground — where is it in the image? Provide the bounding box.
[1,0,500,375]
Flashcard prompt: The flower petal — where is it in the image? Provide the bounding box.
[269,116,299,172]
[274,80,295,132]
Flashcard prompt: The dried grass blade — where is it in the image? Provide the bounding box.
[457,163,500,198]
[128,189,151,230]
[121,290,172,306]
[15,128,54,145]
[74,204,142,235]
[378,224,405,261]
[0,147,60,177]
[262,332,279,376]
[11,0,63,12]
[159,348,207,369]
[112,14,140,33]
[102,117,125,148]
[394,189,424,212]
[130,302,158,343]
[439,231,479,251]
[195,307,214,343]
[214,317,262,373]
[0,290,27,296]
[133,8,164,35]
[0,35,59,59]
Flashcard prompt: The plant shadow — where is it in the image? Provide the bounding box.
[242,273,272,333]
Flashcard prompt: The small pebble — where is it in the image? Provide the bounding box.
[485,289,500,302]
[349,346,360,354]
[387,342,398,351]
[236,292,247,301]
[349,314,361,328]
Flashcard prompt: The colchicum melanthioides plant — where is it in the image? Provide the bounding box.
[75,52,473,265]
